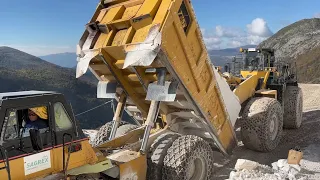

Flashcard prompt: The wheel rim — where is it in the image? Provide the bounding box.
[270,113,279,140]
[187,156,207,180]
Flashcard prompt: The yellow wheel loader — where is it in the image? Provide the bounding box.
[0,0,302,179]
[223,47,303,151]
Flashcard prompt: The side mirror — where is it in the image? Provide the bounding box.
[29,129,43,151]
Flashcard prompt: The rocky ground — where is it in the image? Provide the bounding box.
[212,84,320,179]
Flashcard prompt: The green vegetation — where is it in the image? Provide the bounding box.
[0,46,114,129]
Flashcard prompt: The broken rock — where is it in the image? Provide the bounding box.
[229,159,310,180]
[272,159,301,172]
[235,159,259,171]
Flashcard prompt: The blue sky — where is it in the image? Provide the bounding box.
[0,0,319,55]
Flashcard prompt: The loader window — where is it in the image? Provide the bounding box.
[3,110,19,140]
[54,102,73,131]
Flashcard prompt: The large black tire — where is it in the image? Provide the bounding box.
[147,133,180,180]
[241,97,283,152]
[162,135,214,180]
[115,124,139,137]
[93,121,129,147]
[283,86,303,129]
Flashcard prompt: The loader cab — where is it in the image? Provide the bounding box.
[0,91,92,179]
[240,48,275,71]
[226,55,245,76]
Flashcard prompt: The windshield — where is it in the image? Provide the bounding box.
[243,52,264,70]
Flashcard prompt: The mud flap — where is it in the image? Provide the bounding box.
[123,24,162,69]
[76,49,96,78]
[212,66,241,127]
[146,81,178,102]
[76,25,99,79]
[107,150,147,180]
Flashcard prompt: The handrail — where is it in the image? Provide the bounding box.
[62,133,73,179]
[0,146,11,180]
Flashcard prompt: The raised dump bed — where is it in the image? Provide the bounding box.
[76,0,241,155]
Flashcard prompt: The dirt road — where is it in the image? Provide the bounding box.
[213,84,320,179]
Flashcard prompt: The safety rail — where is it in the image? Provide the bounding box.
[62,133,74,178]
[0,146,11,180]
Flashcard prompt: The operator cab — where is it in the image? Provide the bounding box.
[0,91,85,160]
[240,48,275,71]
[224,47,280,82]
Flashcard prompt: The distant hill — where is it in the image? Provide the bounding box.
[38,45,257,69]
[209,45,257,57]
[39,52,77,68]
[0,46,133,129]
[208,45,257,67]
[259,18,320,83]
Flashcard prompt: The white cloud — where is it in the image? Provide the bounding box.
[0,44,75,56]
[246,18,273,37]
[201,18,273,50]
[246,35,268,45]
[315,13,320,18]
[201,28,222,49]
[203,36,222,49]
[215,25,245,38]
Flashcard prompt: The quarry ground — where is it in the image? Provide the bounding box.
[212,83,320,179]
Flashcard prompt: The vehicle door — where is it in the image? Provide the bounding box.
[50,96,90,172]
[0,98,54,179]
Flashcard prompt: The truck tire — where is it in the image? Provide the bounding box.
[283,86,303,129]
[241,97,283,152]
[93,121,129,147]
[147,132,180,180]
[115,124,139,137]
[162,135,214,180]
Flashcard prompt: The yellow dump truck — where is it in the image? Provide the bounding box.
[75,0,242,178]
[0,0,302,179]
[77,0,241,152]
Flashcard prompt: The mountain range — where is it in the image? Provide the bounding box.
[208,45,257,67]
[39,45,257,69]
[0,46,132,129]
[40,52,77,68]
